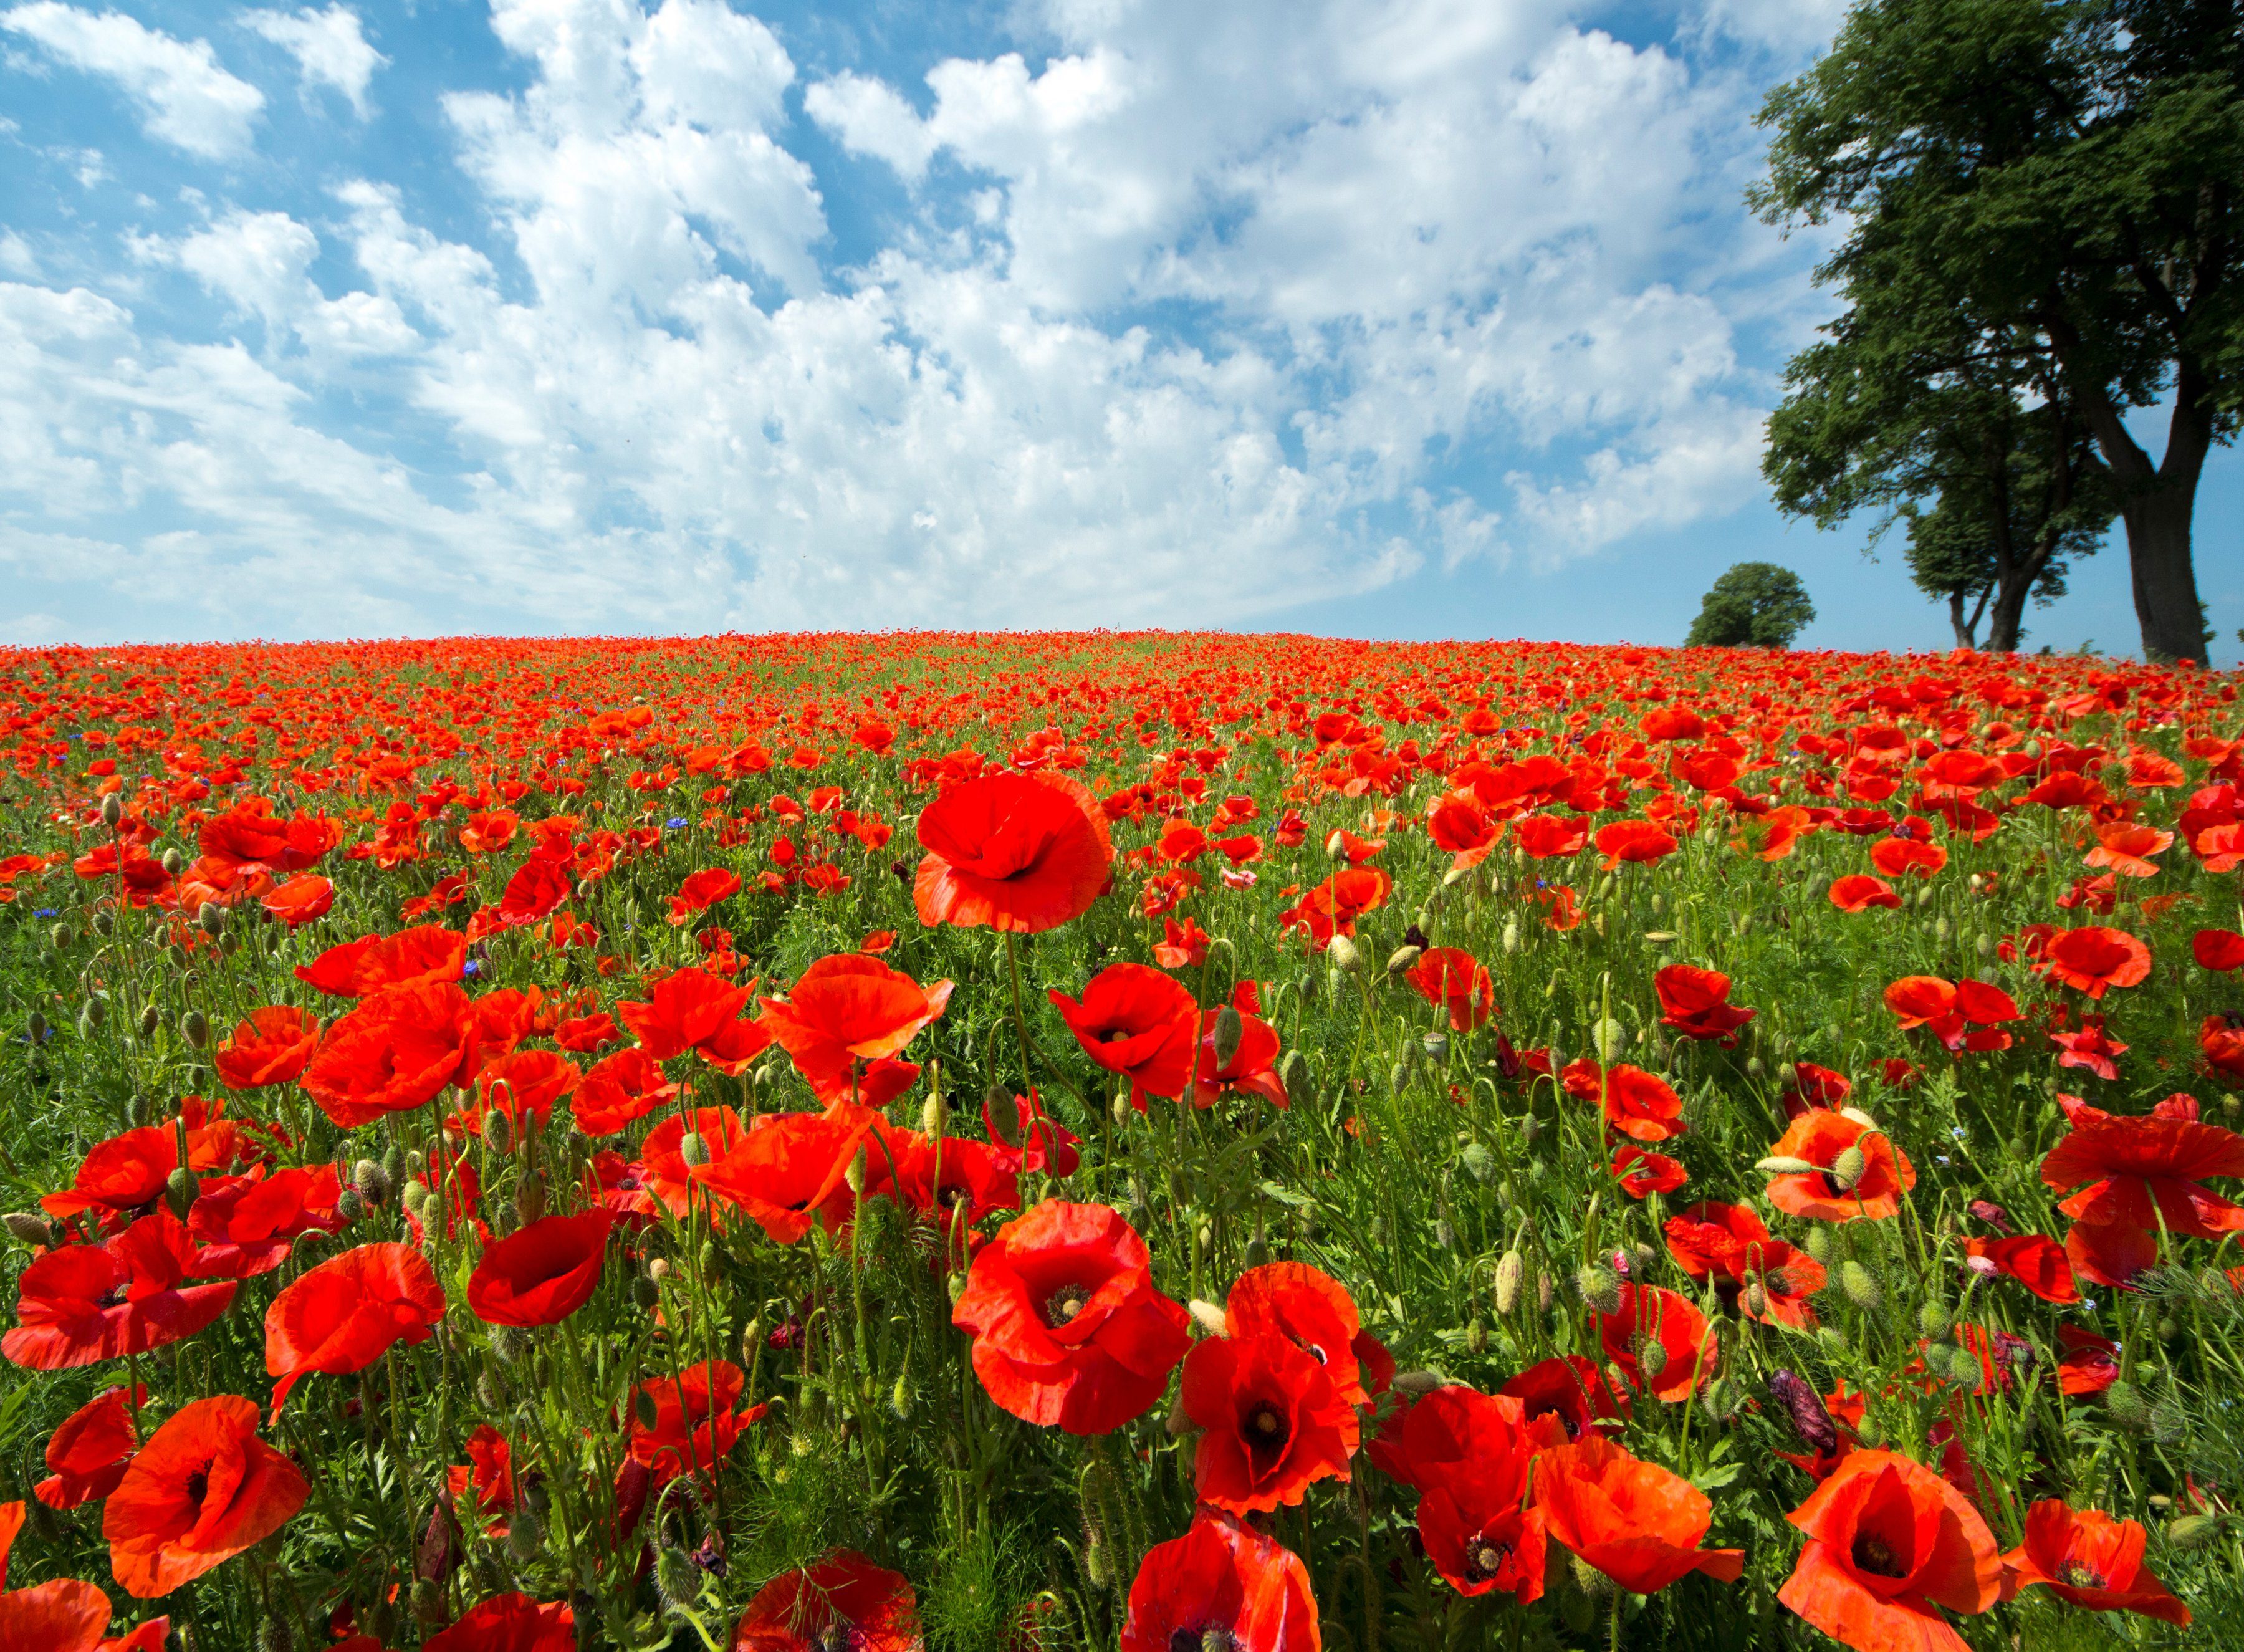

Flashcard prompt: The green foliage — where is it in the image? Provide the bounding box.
[1682,562,1816,649]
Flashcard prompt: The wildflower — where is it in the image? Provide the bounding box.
[3,1211,239,1371]
[913,770,1113,933]
[421,1594,575,1652]
[1654,964,1755,1043]
[1048,964,1201,1109]
[104,1395,307,1597]
[35,1386,143,1510]
[1778,1450,2000,1652]
[757,954,953,1102]
[467,1209,612,1327]
[2040,926,2152,999]
[264,1242,444,1411]
[1120,1515,1317,1652]
[1763,1113,1916,1222]
[1537,1435,1743,1593]
[1406,948,1497,1031]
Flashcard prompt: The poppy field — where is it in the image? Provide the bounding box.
[2,630,2243,1652]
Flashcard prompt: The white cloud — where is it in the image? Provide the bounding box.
[0,0,1835,636]
[1,2,263,158]
[242,5,385,118]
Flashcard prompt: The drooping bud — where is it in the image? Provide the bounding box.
[2,1211,50,1246]
[137,1003,159,1039]
[679,1132,709,1168]
[1635,1338,1667,1381]
[1392,1370,1446,1398]
[353,1159,391,1206]
[1210,1006,1244,1071]
[1386,944,1422,977]
[1756,1156,1816,1176]
[1494,1250,1523,1315]
[1188,1299,1230,1338]
[654,1544,699,1611]
[515,1170,546,1224]
[164,1166,199,1219]
[1328,934,1361,974]
[1838,1259,1882,1312]
[1917,1300,1952,1341]
[1502,916,1520,954]
[1575,1265,1622,1316]
[1826,1145,1868,1192]
[2168,1514,2219,1550]
[335,1189,365,1224]
[920,1095,949,1136]
[482,1112,512,1154]
[1768,1370,1836,1456]
[1803,1224,1833,1264]
[2104,1379,2150,1431]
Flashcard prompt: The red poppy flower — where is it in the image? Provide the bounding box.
[470,1048,580,1135]
[212,1006,321,1091]
[1403,1388,1550,1602]
[569,1046,678,1135]
[422,1594,574,1652]
[913,770,1113,933]
[1561,1060,1685,1143]
[984,1088,1080,1176]
[626,1360,765,1486]
[1500,1355,1629,1441]
[1595,1284,1714,1402]
[2002,1501,2188,1626]
[1829,874,1902,912]
[3,1211,239,1371]
[666,866,741,924]
[0,1550,111,1651]
[1778,1449,2000,1652]
[264,1242,445,1411]
[640,1107,752,1219]
[1594,820,1677,869]
[103,1395,307,1598]
[1764,1112,1916,1222]
[259,872,334,926]
[1427,792,1502,867]
[1278,866,1393,948]
[1512,812,1590,859]
[617,967,771,1073]
[1662,1200,1767,1279]
[2084,823,2172,878]
[2054,1325,2120,1396]
[1049,963,1201,1109]
[36,1385,143,1509]
[2040,1110,2244,1237]
[295,926,465,997]
[2195,929,2244,973]
[1612,1144,1688,1198]
[1869,837,1946,879]
[187,1165,347,1279]
[693,1105,880,1242]
[2064,1218,2159,1290]
[301,982,481,1127]
[757,955,954,1101]
[1535,1434,1742,1594]
[1961,1235,2079,1304]
[729,1551,918,1652]
[2041,926,2152,998]
[1152,915,1213,969]
[1119,1515,1317,1652]
[1654,964,1755,1043]
[889,1135,1020,1234]
[2203,1012,2244,1083]
[1182,1329,1359,1514]
[466,1208,611,1327]
[951,1201,1191,1434]
[1219,1262,1373,1407]
[1405,948,1497,1031]
[1189,1002,1290,1110]
[446,1424,517,1534]
[39,1127,178,1224]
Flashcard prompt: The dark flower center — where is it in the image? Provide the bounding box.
[2058,1561,2108,1590]
[1244,1401,1290,1453]
[937,1183,971,1212]
[808,1622,865,1652]
[1465,1538,1512,1582]
[1043,1283,1094,1327]
[1851,1532,1909,1580]
[184,1466,210,1512]
[1170,1629,1239,1652]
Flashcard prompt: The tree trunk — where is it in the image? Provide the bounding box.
[1986,569,2032,653]
[1948,589,1980,649]
[2121,482,2207,662]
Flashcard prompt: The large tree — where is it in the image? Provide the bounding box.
[1754,0,2243,662]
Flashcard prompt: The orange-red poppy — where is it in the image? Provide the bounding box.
[301,982,481,1127]
[103,1395,307,1598]
[1535,1434,1743,1593]
[1181,1330,1358,1514]
[1049,964,1201,1109]
[569,1046,678,1135]
[757,954,953,1101]
[264,1242,445,1411]
[35,1386,143,1510]
[39,1127,179,1225]
[296,925,466,997]
[1405,947,1497,1031]
[626,1359,766,1486]
[1119,1514,1318,1652]
[913,770,1113,933]
[211,1005,322,1092]
[1654,964,1754,1043]
[1594,1284,1715,1402]
[730,1550,919,1652]
[2041,926,2152,998]
[1829,874,1902,912]
[187,1165,347,1279]
[1765,1112,1916,1222]
[466,1208,611,1327]
[2040,1110,2244,1237]
[1778,1450,2000,1652]
[3,1212,239,1371]
[616,966,771,1073]
[422,1594,574,1652]
[692,1106,878,1243]
[2002,1501,2188,1625]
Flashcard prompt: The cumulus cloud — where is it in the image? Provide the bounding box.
[0,0,1833,638]
[1,2,263,158]
[241,5,385,118]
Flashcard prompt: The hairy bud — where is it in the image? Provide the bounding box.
[1838,1259,1882,1312]
[1575,1265,1622,1317]
[165,1165,199,1219]
[1210,1006,1245,1071]
[1768,1370,1836,1456]
[1494,1251,1524,1315]
[1327,934,1361,974]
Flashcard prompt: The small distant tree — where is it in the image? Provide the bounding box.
[1684,562,1816,649]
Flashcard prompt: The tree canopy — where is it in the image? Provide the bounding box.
[1684,562,1817,648]
[1755,0,2243,661]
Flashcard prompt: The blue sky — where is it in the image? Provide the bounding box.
[0,0,2235,661]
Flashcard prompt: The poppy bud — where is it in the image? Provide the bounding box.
[1743,1279,1767,1318]
[1211,1005,1244,1070]
[1559,1574,1597,1633]
[492,1325,529,1366]
[1328,934,1361,974]
[843,1147,867,1194]
[1934,915,1951,948]
[1325,830,1349,859]
[1493,1249,1523,1315]
[1393,1370,1446,1398]
[1575,1265,1622,1316]
[508,1509,545,1563]
[1755,1156,1816,1176]
[199,902,226,937]
[1745,1054,1764,1078]
[1590,1018,1625,1062]
[921,1095,949,1135]
[1188,1299,1230,1337]
[1803,1224,1833,1264]
[401,1179,431,1219]
[1111,1090,1133,1126]
[100,792,124,827]
[1838,1260,1881,1312]
[1917,1300,1950,1340]
[411,1580,448,1627]
[1826,1146,1868,1192]
[1165,1403,1196,1437]
[1276,1049,1310,1102]
[1389,1061,1409,1096]
[165,1165,199,1218]
[1501,916,1520,954]
[1243,1236,1268,1268]
[1386,944,1422,977]
[26,1011,46,1044]
[679,1132,708,1168]
[1636,1337,1667,1381]
[981,1083,1018,1145]
[482,1112,512,1153]
[4,1209,50,1246]
[1084,1537,1110,1589]
[136,1002,159,1039]
[1537,1270,1554,1312]
[891,1371,913,1420]
[515,1170,545,1224]
[336,1189,365,1223]
[2169,1514,2219,1550]
[1768,1369,1836,1455]
[354,1159,391,1206]
[2104,1379,2151,1431]
[78,1001,103,1037]
[630,1275,659,1309]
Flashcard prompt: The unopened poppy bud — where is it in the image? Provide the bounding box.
[1494,1250,1523,1315]
[133,1002,157,1039]
[1166,1404,1196,1437]
[1838,1260,1881,1311]
[1325,830,1348,859]
[401,1179,431,1218]
[1743,1279,1768,1318]
[679,1131,708,1168]
[1243,1236,1268,1268]
[79,1001,103,1036]
[515,1171,545,1224]
[482,1112,512,1153]
[920,1095,949,1135]
[476,1366,507,1408]
[1827,1145,1868,1192]
[336,1189,365,1223]
[843,1146,867,1194]
[26,1011,46,1044]
[491,1325,528,1366]
[1434,1217,1456,1250]
[1803,1224,1833,1264]
[1386,944,1422,977]
[198,902,226,937]
[1745,1054,1765,1078]
[1537,1270,1555,1312]
[1276,1049,1309,1102]
[1635,1337,1667,1381]
[2168,1514,2219,1550]
[1590,1018,1625,1062]
[100,792,124,827]
[1328,934,1361,974]
[2,1211,50,1247]
[354,1159,391,1206]
[1917,1300,1951,1340]
[630,1275,659,1309]
[1211,1006,1244,1070]
[1085,1536,1110,1589]
[412,1579,448,1626]
[1502,916,1520,954]
[164,1165,199,1219]
[1755,1156,1815,1176]
[1575,1265,1622,1316]
[508,1510,544,1563]
[890,1371,913,1420]
[1188,1299,1229,1337]
[1393,1370,1446,1398]
[157,844,184,876]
